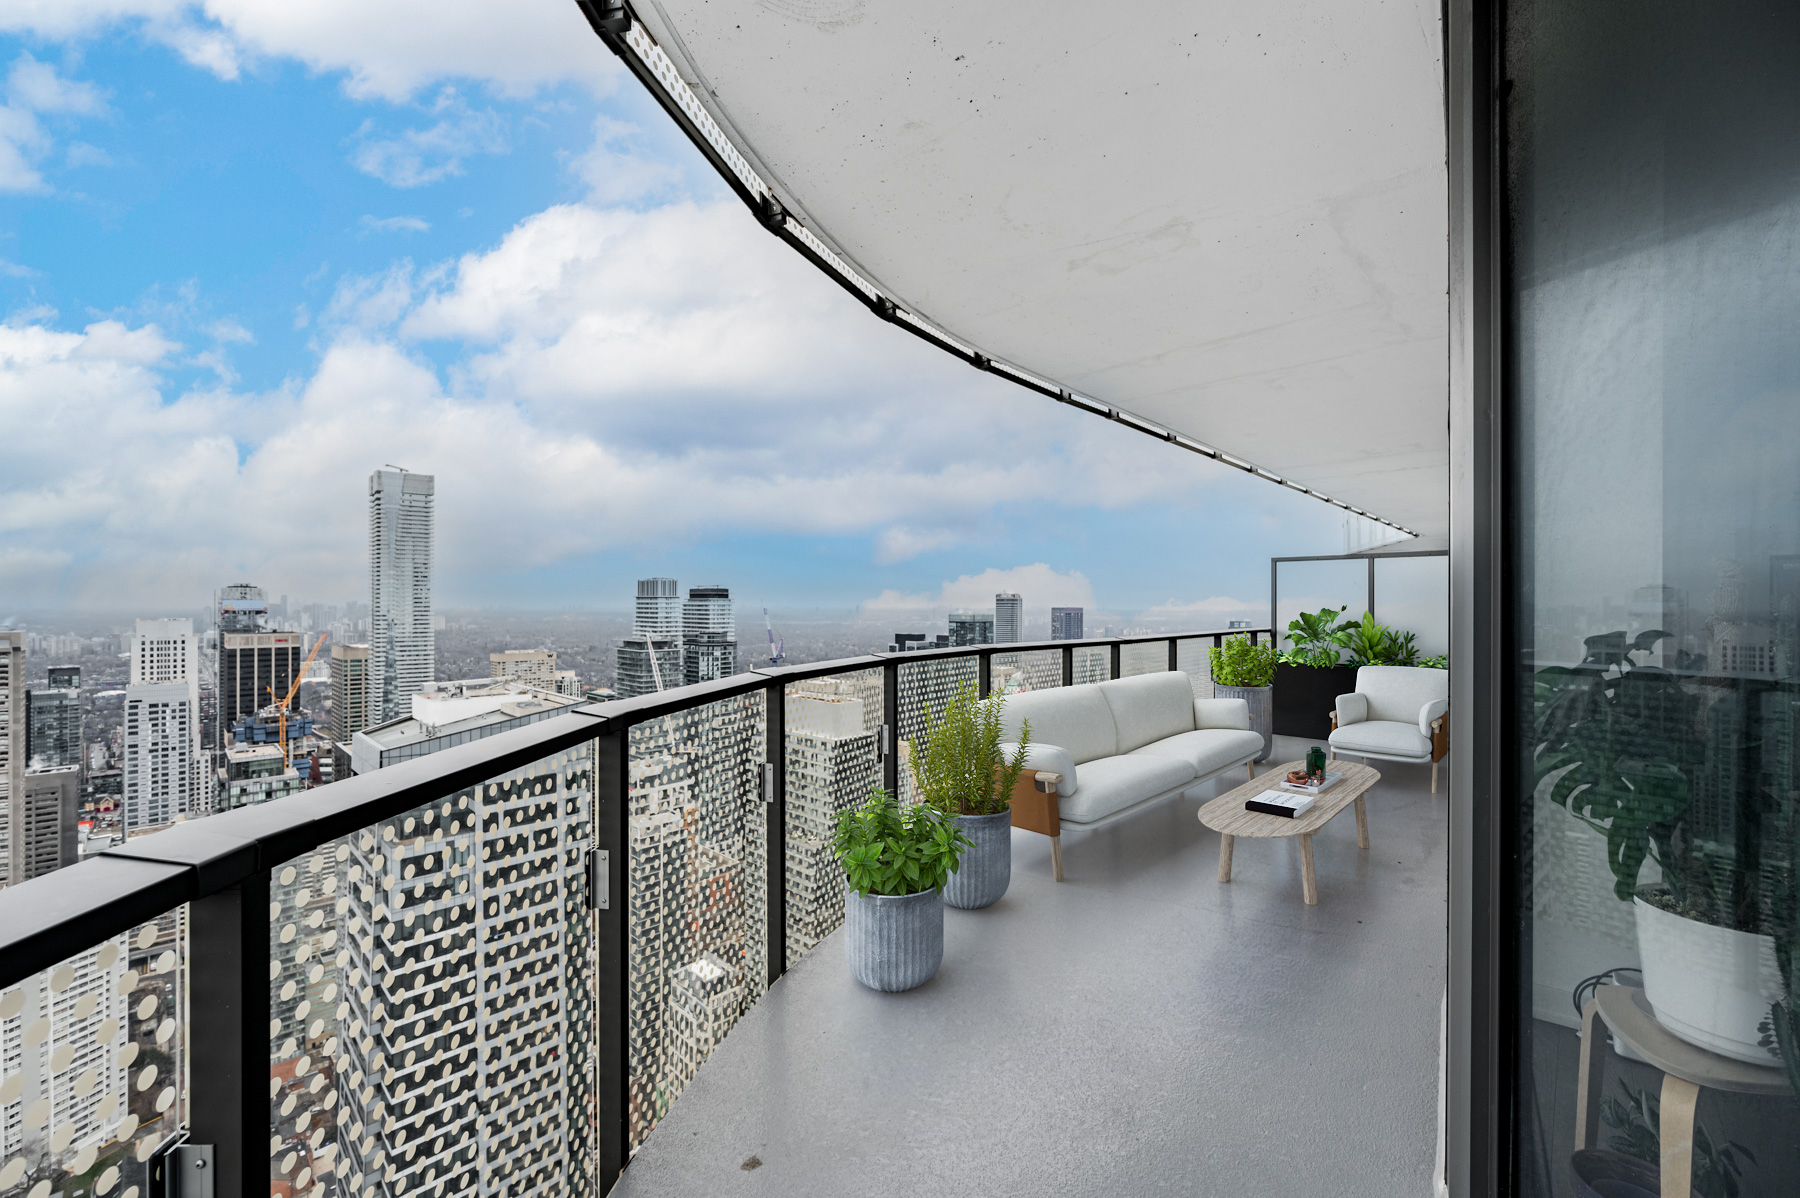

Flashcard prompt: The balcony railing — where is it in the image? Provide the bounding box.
[0,628,1267,1196]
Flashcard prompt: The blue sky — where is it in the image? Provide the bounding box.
[0,2,1375,626]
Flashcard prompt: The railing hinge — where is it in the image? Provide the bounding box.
[586,847,610,911]
[878,724,893,758]
[150,1135,213,1198]
[762,762,777,804]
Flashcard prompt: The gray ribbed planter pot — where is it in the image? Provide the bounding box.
[844,885,944,992]
[944,809,1011,910]
[1214,683,1273,762]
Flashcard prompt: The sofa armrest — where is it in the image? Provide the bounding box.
[1001,742,1076,795]
[1194,697,1250,731]
[1335,693,1368,727]
[1419,698,1449,737]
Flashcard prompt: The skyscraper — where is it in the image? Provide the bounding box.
[125,619,201,831]
[995,593,1023,643]
[783,679,878,957]
[328,642,372,785]
[0,632,21,884]
[25,668,80,771]
[217,583,304,752]
[369,468,435,722]
[619,579,685,698]
[635,578,682,640]
[1051,607,1085,640]
[682,586,737,686]
[948,611,995,646]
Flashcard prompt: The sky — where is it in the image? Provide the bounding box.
[0,1,1390,627]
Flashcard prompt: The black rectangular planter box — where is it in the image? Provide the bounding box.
[1272,663,1359,740]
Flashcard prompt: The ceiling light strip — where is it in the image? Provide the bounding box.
[585,3,1420,540]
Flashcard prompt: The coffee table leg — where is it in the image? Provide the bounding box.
[1300,834,1318,904]
[1218,833,1234,882]
[1355,795,1369,850]
[1659,1074,1700,1198]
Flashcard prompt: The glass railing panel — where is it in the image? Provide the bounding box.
[991,650,1062,695]
[0,907,188,1198]
[268,743,597,1198]
[895,657,978,805]
[627,693,766,1153]
[1174,638,1215,699]
[784,669,884,963]
[1119,642,1169,678]
[1072,646,1110,686]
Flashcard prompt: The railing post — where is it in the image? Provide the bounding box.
[1060,646,1073,688]
[881,662,899,795]
[1167,638,1179,672]
[764,681,787,987]
[977,650,992,699]
[595,726,630,1189]
[1109,642,1121,680]
[188,873,272,1197]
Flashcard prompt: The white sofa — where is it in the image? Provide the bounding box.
[998,672,1264,879]
[1328,665,1451,792]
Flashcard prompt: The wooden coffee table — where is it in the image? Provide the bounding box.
[1196,760,1379,905]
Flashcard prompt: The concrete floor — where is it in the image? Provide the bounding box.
[613,736,1449,1197]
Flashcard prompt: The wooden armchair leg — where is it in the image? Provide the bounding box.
[1432,759,1439,794]
[1050,835,1064,883]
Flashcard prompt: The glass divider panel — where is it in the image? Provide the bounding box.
[990,650,1062,695]
[269,743,597,1198]
[1118,643,1167,677]
[895,658,978,806]
[1071,647,1109,687]
[783,669,884,964]
[627,693,766,1153]
[0,908,188,1198]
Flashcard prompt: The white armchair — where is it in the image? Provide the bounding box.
[1328,665,1451,793]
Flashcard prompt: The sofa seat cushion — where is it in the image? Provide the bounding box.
[1059,754,1196,825]
[1130,728,1264,777]
[999,685,1118,765]
[1330,719,1432,760]
[1097,672,1198,753]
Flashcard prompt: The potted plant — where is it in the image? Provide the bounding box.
[1210,633,1276,762]
[1273,606,1359,739]
[833,788,973,991]
[911,680,1031,910]
[1335,611,1421,667]
[1537,630,1786,1065]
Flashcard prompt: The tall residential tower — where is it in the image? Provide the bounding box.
[994,593,1023,643]
[369,468,435,722]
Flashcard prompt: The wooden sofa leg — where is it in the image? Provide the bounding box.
[1247,760,1256,780]
[1432,760,1438,795]
[1050,835,1064,883]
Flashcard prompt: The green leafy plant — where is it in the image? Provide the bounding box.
[1280,606,1352,668]
[1602,1076,1753,1198]
[910,680,1031,816]
[1420,654,1449,670]
[1335,611,1421,667]
[1210,633,1276,687]
[833,788,973,897]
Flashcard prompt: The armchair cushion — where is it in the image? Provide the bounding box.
[1003,742,1077,796]
[1335,692,1369,726]
[1330,719,1432,760]
[1193,697,1250,730]
[1420,697,1449,737]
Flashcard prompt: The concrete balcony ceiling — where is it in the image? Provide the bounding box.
[629,0,1450,539]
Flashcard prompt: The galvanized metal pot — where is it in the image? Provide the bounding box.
[1214,683,1274,762]
[943,809,1011,910]
[844,885,944,992]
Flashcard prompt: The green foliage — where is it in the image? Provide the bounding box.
[1602,1076,1753,1198]
[1420,654,1449,670]
[833,789,973,897]
[1280,606,1351,668]
[910,680,1030,816]
[1335,611,1420,667]
[1210,633,1276,687]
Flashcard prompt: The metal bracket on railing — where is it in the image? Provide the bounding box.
[586,848,610,911]
[149,1134,213,1198]
[762,762,776,804]
[879,724,893,758]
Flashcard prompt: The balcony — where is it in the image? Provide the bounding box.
[0,630,1450,1196]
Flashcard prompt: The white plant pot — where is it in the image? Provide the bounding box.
[1633,896,1785,1065]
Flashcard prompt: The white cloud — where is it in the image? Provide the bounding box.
[0,1,618,101]
[359,214,431,235]
[0,54,108,192]
[874,526,961,565]
[863,566,1097,617]
[351,91,507,187]
[570,115,681,203]
[1136,595,1267,627]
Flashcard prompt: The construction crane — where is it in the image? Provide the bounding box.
[265,633,329,768]
[764,608,785,666]
[645,630,668,692]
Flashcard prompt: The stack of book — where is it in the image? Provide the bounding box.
[1245,791,1315,818]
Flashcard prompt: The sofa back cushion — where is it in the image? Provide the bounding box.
[1357,665,1450,724]
[1098,672,1198,754]
[998,684,1118,765]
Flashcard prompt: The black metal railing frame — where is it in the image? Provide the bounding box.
[0,627,1267,1193]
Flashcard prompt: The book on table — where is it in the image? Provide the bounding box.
[1279,770,1343,796]
[1245,791,1316,818]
